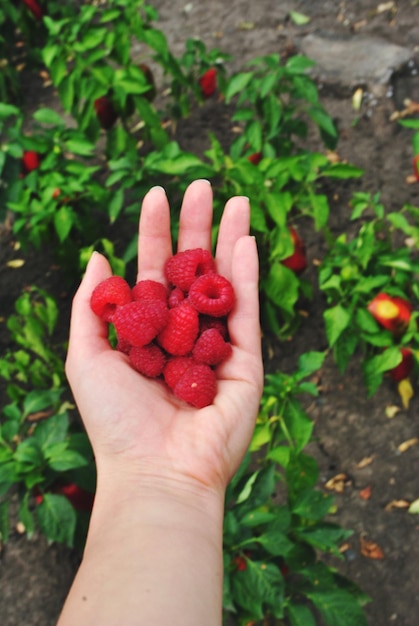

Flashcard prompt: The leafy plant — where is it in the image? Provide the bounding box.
[319,192,419,397]
[223,352,369,625]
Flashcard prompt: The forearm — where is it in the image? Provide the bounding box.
[57,468,225,626]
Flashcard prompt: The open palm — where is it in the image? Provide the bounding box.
[65,180,263,495]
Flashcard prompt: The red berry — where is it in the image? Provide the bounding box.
[163,356,195,390]
[281,227,307,274]
[168,286,186,308]
[57,483,94,512]
[157,304,199,355]
[367,293,412,335]
[94,95,118,130]
[193,328,232,366]
[113,300,168,347]
[165,248,215,292]
[22,150,41,174]
[90,276,132,323]
[23,0,43,20]
[129,344,166,378]
[389,348,414,382]
[132,279,168,304]
[199,68,217,98]
[189,273,235,317]
[173,362,217,408]
[199,315,229,340]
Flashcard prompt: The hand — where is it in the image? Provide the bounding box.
[65,179,263,499]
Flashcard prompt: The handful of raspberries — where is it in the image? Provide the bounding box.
[90,248,235,408]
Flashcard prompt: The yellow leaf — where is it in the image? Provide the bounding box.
[398,437,419,453]
[398,378,414,409]
[408,499,419,514]
[352,87,363,111]
[6,259,25,268]
[385,405,401,419]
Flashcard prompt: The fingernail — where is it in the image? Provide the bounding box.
[149,185,166,194]
[196,178,212,185]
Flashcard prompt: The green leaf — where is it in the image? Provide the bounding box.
[323,305,351,348]
[0,103,20,120]
[45,443,89,472]
[0,500,10,542]
[54,205,74,243]
[323,163,364,179]
[36,493,77,547]
[297,351,326,377]
[14,439,43,468]
[34,413,69,449]
[305,589,368,626]
[33,108,66,127]
[297,522,352,552]
[64,138,95,156]
[289,11,311,25]
[292,489,334,521]
[263,263,300,315]
[283,398,313,452]
[309,192,330,230]
[18,493,35,538]
[108,187,124,223]
[285,54,316,73]
[225,72,253,102]
[286,603,317,626]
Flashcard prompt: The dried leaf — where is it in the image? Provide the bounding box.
[376,1,396,13]
[408,499,419,514]
[398,378,414,409]
[237,21,255,30]
[360,535,385,559]
[398,437,419,453]
[356,455,376,469]
[325,473,350,493]
[352,87,363,111]
[6,259,25,268]
[385,499,411,511]
[385,404,401,419]
[359,485,372,500]
[27,409,55,422]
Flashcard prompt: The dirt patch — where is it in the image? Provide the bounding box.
[2,1,419,625]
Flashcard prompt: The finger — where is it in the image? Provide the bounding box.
[228,236,262,359]
[137,186,172,283]
[66,252,113,370]
[177,179,213,252]
[215,196,250,279]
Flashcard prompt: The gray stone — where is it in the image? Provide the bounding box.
[300,32,412,88]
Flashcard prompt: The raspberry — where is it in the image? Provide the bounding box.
[129,344,166,378]
[163,356,195,390]
[199,315,229,340]
[113,300,168,347]
[90,276,132,322]
[132,279,168,304]
[173,362,217,408]
[165,248,215,292]
[168,286,186,308]
[157,304,199,355]
[193,328,232,366]
[189,273,235,317]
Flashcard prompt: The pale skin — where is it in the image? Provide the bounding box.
[59,179,264,626]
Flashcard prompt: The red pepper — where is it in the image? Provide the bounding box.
[22,0,44,20]
[94,95,118,130]
[22,150,41,174]
[281,227,307,274]
[389,348,414,382]
[248,152,263,165]
[199,68,217,98]
[367,293,412,335]
[35,482,94,512]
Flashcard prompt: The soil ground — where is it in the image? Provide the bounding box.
[1,1,419,625]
